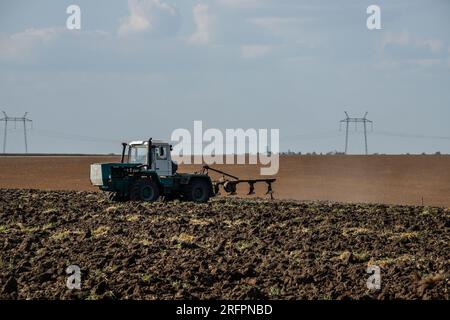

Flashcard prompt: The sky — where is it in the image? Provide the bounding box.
[0,0,449,154]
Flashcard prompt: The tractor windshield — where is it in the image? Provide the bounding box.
[129,145,147,164]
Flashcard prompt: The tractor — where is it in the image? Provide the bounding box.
[90,138,214,203]
[90,138,276,203]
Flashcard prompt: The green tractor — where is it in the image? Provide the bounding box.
[90,138,214,203]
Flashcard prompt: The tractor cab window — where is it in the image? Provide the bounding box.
[156,146,167,160]
[129,146,147,164]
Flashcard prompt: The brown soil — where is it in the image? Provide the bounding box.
[0,155,449,207]
[0,189,448,299]
[0,156,116,192]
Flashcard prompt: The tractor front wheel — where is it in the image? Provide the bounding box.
[130,180,160,202]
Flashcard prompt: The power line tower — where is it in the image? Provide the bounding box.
[339,111,373,155]
[0,111,33,154]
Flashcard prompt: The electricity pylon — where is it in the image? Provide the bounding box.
[339,111,373,155]
[0,111,33,153]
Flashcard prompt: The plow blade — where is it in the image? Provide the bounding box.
[201,165,276,199]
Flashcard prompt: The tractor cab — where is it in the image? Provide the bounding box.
[124,139,177,176]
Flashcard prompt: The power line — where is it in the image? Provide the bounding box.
[373,130,450,140]
[32,128,121,144]
[281,131,342,141]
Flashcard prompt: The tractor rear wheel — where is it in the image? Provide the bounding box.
[130,180,160,202]
[185,179,211,203]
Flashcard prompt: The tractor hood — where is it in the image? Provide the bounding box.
[90,163,140,186]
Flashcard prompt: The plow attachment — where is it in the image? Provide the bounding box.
[201,165,276,199]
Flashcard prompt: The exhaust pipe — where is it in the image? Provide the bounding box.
[121,142,127,163]
[147,138,152,169]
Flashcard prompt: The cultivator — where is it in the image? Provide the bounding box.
[200,165,276,199]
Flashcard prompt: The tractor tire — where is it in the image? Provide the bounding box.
[185,179,211,203]
[130,180,160,202]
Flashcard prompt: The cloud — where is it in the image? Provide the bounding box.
[382,31,444,54]
[249,17,299,32]
[0,27,65,60]
[382,31,410,47]
[419,39,443,54]
[118,0,180,37]
[218,0,268,9]
[379,31,448,68]
[188,4,215,45]
[0,27,112,62]
[248,16,315,42]
[241,45,270,58]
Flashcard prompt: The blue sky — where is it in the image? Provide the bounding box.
[0,0,449,154]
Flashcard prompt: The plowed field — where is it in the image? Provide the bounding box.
[1,189,448,299]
